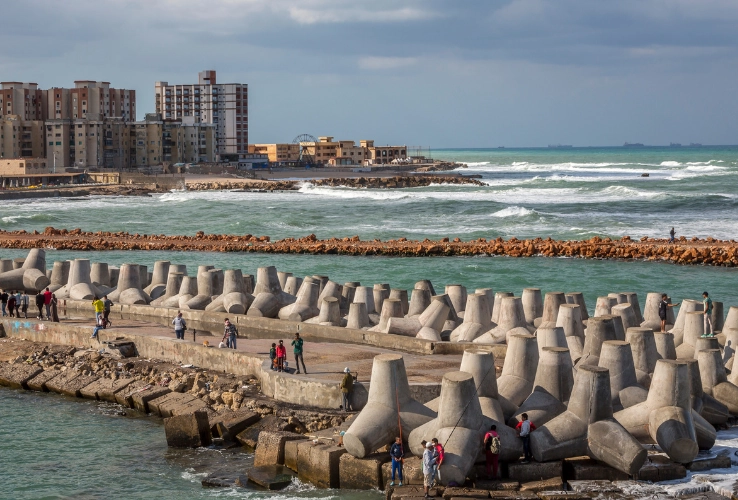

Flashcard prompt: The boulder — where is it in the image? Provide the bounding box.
[164,411,212,448]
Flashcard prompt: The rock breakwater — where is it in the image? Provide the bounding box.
[307,175,484,188]
[0,229,736,267]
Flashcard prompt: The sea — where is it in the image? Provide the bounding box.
[1,146,738,498]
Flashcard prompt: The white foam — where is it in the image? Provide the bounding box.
[491,206,536,218]
[660,161,683,167]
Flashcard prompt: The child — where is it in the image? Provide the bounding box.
[269,343,277,371]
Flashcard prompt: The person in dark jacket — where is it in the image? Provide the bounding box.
[389,436,404,486]
[35,291,45,319]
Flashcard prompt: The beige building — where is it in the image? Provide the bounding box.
[0,82,44,120]
[155,70,247,159]
[1,115,45,159]
[0,158,48,175]
[163,117,216,164]
[295,137,408,165]
[44,81,136,121]
[248,143,300,163]
[361,140,408,165]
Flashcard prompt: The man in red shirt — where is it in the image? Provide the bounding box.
[515,413,536,463]
[43,287,53,320]
[431,437,444,484]
[276,340,287,372]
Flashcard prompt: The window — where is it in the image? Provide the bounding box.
[55,141,61,146]
[49,141,53,146]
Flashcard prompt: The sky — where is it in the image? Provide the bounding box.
[1,0,737,147]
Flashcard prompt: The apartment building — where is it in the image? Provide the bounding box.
[1,115,45,159]
[45,81,136,121]
[248,143,300,163]
[361,140,407,165]
[163,117,216,164]
[155,70,247,159]
[0,82,44,120]
[292,137,407,165]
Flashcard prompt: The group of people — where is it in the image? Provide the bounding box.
[0,287,58,321]
[659,291,716,337]
[268,333,308,374]
[90,295,113,339]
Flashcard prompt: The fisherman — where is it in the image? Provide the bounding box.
[340,367,354,411]
[702,291,714,338]
[669,227,676,243]
[389,436,404,486]
[659,294,679,332]
[431,437,444,483]
[422,442,436,498]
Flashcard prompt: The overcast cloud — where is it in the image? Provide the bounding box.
[1,0,737,147]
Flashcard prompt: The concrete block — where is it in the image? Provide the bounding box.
[507,461,562,483]
[562,457,629,482]
[567,480,622,493]
[487,492,538,499]
[247,464,295,490]
[114,381,149,407]
[0,363,42,389]
[254,431,306,467]
[26,370,61,392]
[45,371,83,396]
[79,377,134,401]
[382,456,425,487]
[284,439,300,471]
[236,414,288,449]
[687,454,732,472]
[57,374,99,397]
[163,410,212,448]
[131,386,171,413]
[473,479,519,491]
[535,493,591,500]
[339,452,390,490]
[442,487,491,498]
[216,411,261,442]
[519,477,563,492]
[201,471,248,488]
[390,485,442,499]
[297,440,346,488]
[634,455,686,482]
[148,392,193,416]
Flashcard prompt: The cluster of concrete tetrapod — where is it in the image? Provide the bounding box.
[4,249,738,487]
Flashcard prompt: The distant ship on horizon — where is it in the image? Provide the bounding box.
[623,142,645,147]
[548,144,573,149]
[670,143,682,147]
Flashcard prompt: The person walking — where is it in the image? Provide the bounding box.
[275,340,287,372]
[340,367,354,411]
[92,296,104,324]
[516,413,536,463]
[19,291,29,319]
[484,424,501,479]
[389,436,404,486]
[659,294,679,332]
[292,332,307,374]
[269,343,277,370]
[422,442,436,498]
[51,294,59,322]
[702,291,714,338]
[669,227,676,243]
[102,295,113,327]
[13,291,21,317]
[43,287,53,320]
[172,312,187,340]
[0,289,7,317]
[7,292,16,318]
[223,318,238,349]
[35,290,45,319]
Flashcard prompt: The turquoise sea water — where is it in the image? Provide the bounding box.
[1,146,737,497]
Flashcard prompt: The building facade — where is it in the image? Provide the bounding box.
[155,70,247,159]
[1,115,45,159]
[248,143,300,163]
[0,82,44,120]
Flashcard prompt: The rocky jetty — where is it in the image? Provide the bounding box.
[185,180,298,191]
[1,229,737,267]
[307,175,484,189]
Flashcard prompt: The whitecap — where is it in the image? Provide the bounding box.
[463,161,490,167]
[491,206,536,218]
[660,161,683,167]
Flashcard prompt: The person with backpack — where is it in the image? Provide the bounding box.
[269,343,277,370]
[516,413,536,463]
[172,312,187,339]
[484,424,501,478]
[389,436,404,486]
[223,318,238,349]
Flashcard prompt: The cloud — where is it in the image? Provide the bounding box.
[289,6,436,24]
[358,56,418,70]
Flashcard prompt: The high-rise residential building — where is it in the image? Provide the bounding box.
[0,82,44,120]
[1,115,45,159]
[154,70,248,159]
[44,81,136,121]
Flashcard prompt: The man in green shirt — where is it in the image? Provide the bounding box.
[702,291,714,338]
[340,367,354,411]
[292,332,307,374]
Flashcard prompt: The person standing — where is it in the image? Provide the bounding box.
[92,296,104,324]
[7,292,16,318]
[51,294,59,322]
[172,312,187,340]
[223,318,238,349]
[19,291,29,319]
[669,227,676,243]
[276,340,287,372]
[431,438,444,483]
[422,442,436,498]
[43,287,53,320]
[389,436,404,486]
[269,343,277,370]
[702,292,714,338]
[659,294,679,332]
[35,290,45,319]
[13,291,21,317]
[340,367,354,411]
[292,332,307,374]
[0,289,7,317]
[516,413,536,463]
[484,424,501,479]
[102,295,113,327]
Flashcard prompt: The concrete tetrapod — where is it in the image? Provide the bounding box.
[408,372,487,486]
[407,287,431,317]
[577,316,619,367]
[450,293,493,342]
[373,284,390,315]
[565,292,589,321]
[12,258,24,269]
[253,266,295,309]
[509,347,572,427]
[654,332,677,361]
[353,286,377,315]
[676,311,706,359]
[609,293,628,304]
[277,271,292,290]
[444,285,467,319]
[522,288,543,326]
[475,288,495,322]
[698,349,738,415]
[184,269,215,310]
[626,327,659,387]
[64,259,97,300]
[724,307,738,332]
[344,354,435,459]
[530,365,647,475]
[374,299,404,332]
[711,301,724,333]
[304,297,344,326]
[473,296,532,344]
[221,269,254,314]
[622,292,644,325]
[614,359,699,463]
[491,292,514,325]
[496,333,538,420]
[144,261,170,299]
[414,279,436,298]
[113,263,150,305]
[346,302,371,330]
[341,283,357,313]
[151,272,185,306]
[671,299,703,346]
[597,341,648,411]
[594,296,618,317]
[389,289,409,316]
[724,328,738,371]
[536,325,568,353]
[0,259,12,273]
[541,292,566,326]
[387,299,449,341]
[556,304,585,363]
[0,263,50,293]
[685,358,730,427]
[312,275,328,294]
[318,280,343,305]
[48,260,70,293]
[109,267,119,288]
[432,293,461,334]
[283,276,302,296]
[172,276,199,309]
[139,265,150,289]
[278,279,320,321]
[612,303,639,331]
